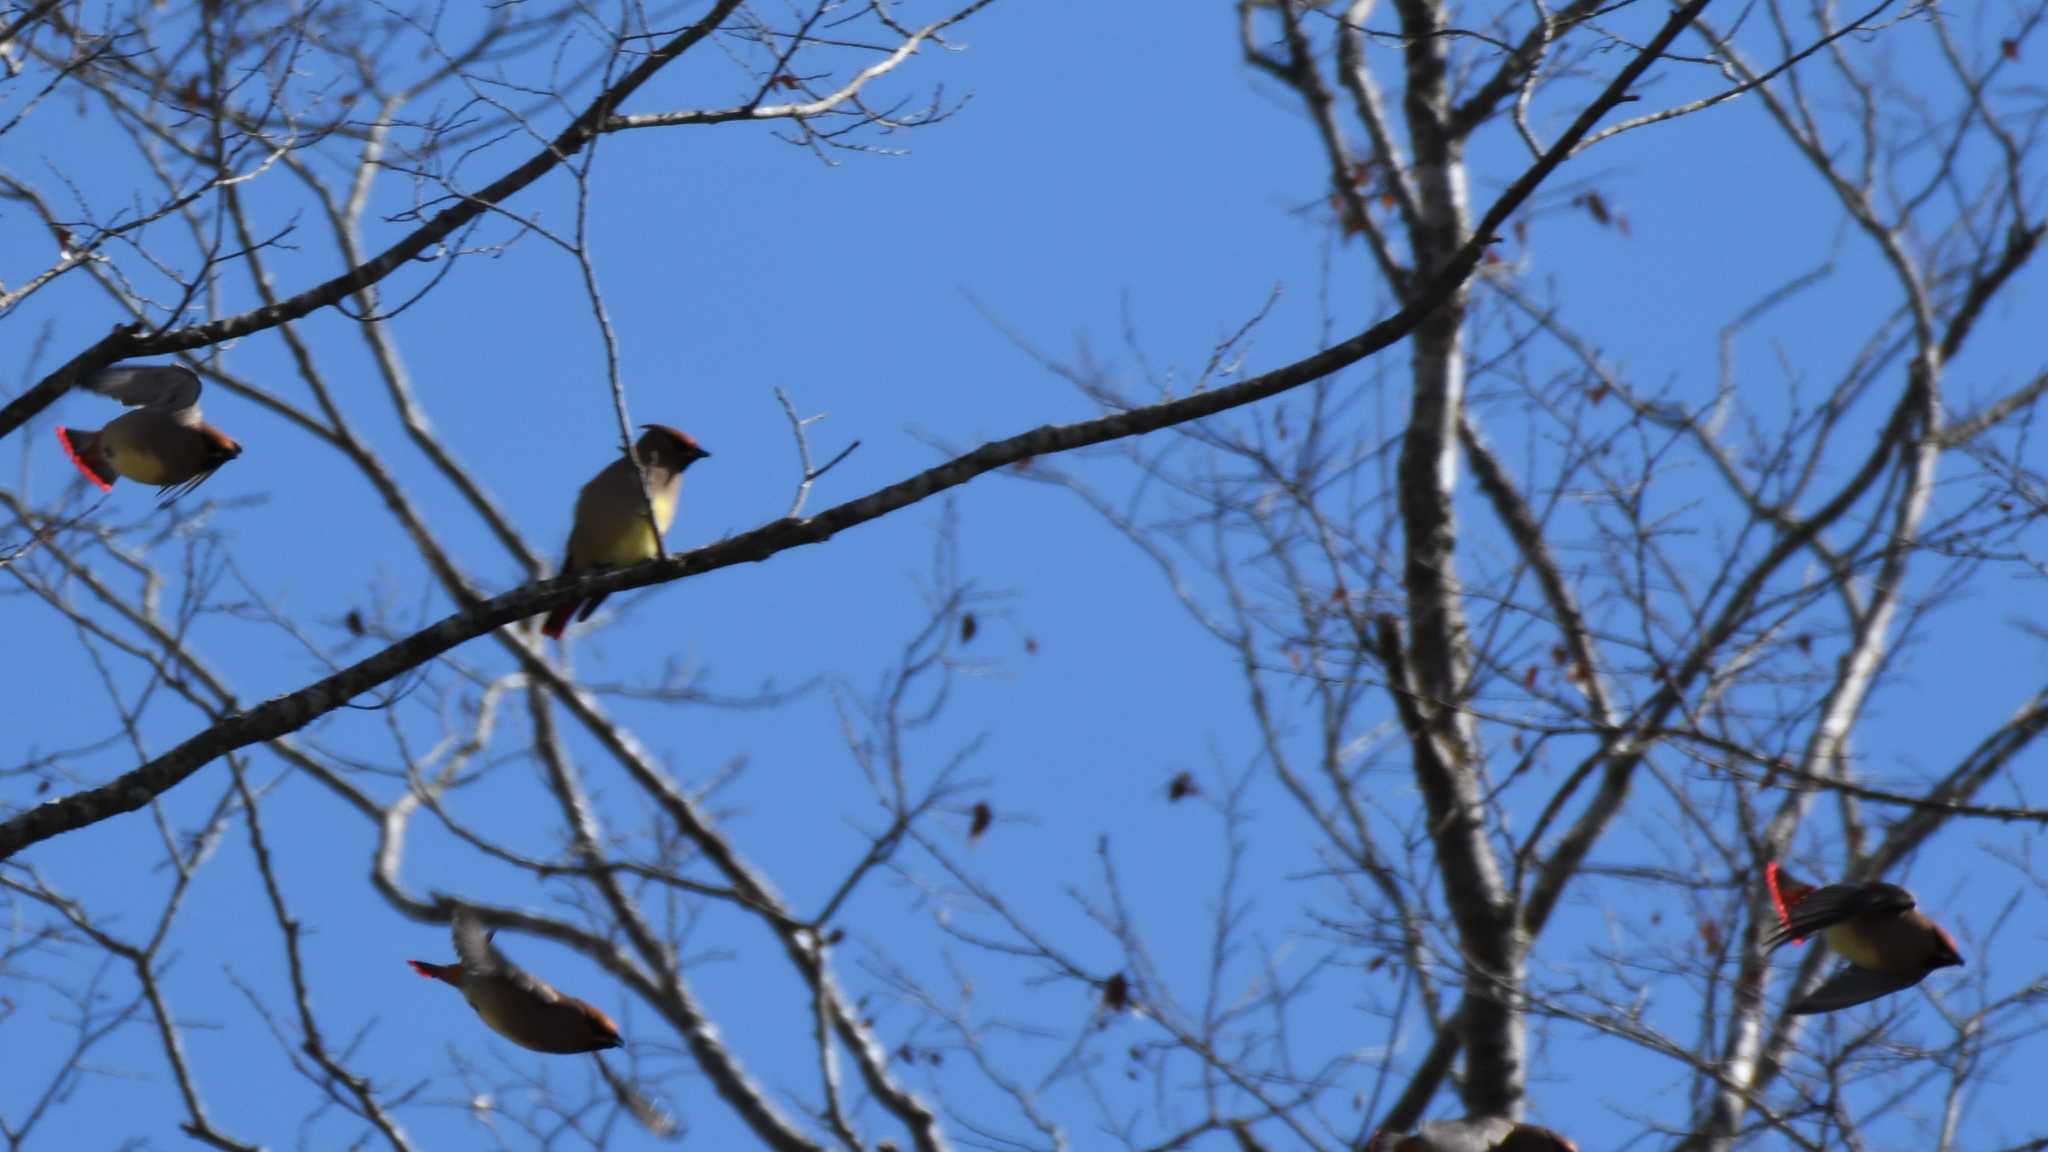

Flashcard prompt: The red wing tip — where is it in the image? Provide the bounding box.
[1765,860,1808,945]
[55,427,114,491]
[1765,861,1788,917]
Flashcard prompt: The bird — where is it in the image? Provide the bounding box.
[408,910,623,1054]
[56,363,241,503]
[1764,860,1964,1015]
[1366,1117,1578,1152]
[535,424,710,639]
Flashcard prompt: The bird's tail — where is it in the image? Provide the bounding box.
[539,601,579,639]
[1765,861,1813,945]
[408,959,462,985]
[55,426,115,491]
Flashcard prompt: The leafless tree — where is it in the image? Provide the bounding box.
[963,1,2048,1149]
[7,0,2037,1150]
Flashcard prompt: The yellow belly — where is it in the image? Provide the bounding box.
[571,486,676,568]
[103,441,176,485]
[1824,922,1885,969]
[99,415,194,485]
[584,520,662,566]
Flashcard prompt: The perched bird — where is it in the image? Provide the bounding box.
[1765,861,1964,1015]
[1367,1117,1578,1152]
[536,424,710,639]
[56,363,241,503]
[408,911,622,1054]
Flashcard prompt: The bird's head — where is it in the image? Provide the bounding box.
[202,426,242,466]
[1500,1123,1580,1152]
[638,424,711,469]
[579,1002,624,1050]
[1930,924,1965,971]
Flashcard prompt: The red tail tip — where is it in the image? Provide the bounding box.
[55,426,114,491]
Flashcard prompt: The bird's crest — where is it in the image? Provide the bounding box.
[202,426,242,459]
[639,424,708,458]
[583,1003,624,1048]
[1934,924,1965,966]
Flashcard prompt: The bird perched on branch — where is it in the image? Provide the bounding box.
[535,424,710,639]
[1366,1117,1577,1152]
[56,363,241,503]
[1764,861,1964,1015]
[408,910,622,1054]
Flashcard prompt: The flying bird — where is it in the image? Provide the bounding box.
[1765,861,1964,1015]
[408,911,622,1054]
[56,363,241,503]
[1366,1117,1577,1152]
[536,424,710,639]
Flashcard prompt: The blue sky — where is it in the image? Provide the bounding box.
[5,2,2046,1149]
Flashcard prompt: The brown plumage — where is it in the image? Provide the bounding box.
[408,911,622,1055]
[1765,861,1964,1015]
[536,424,710,639]
[56,363,241,503]
[1368,1118,1578,1152]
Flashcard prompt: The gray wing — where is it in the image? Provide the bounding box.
[83,364,203,420]
[1412,1118,1515,1151]
[1788,963,1923,1014]
[453,910,569,1004]
[1763,882,1915,951]
[501,964,572,1006]
[452,910,503,975]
